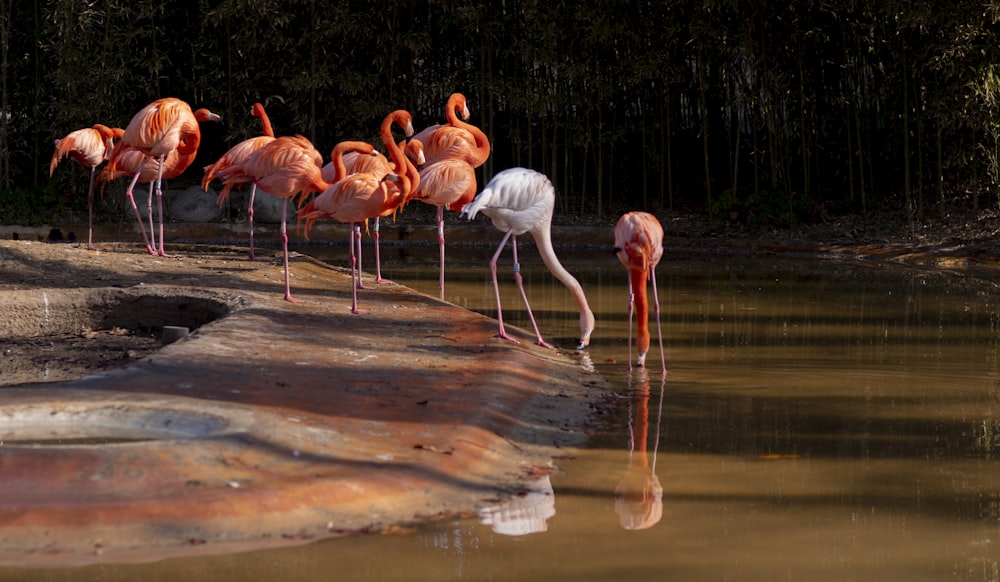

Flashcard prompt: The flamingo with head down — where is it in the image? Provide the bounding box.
[461,167,594,350]
[614,211,666,373]
[50,123,124,250]
[99,146,200,253]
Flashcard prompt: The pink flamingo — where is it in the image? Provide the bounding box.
[299,141,408,314]
[106,97,220,256]
[321,110,421,284]
[408,94,491,297]
[99,146,196,253]
[50,124,124,250]
[614,211,666,373]
[412,93,491,167]
[203,102,277,259]
[215,135,330,302]
[461,167,594,350]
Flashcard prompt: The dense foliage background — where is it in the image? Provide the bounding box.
[3,0,1000,228]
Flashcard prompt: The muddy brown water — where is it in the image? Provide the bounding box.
[6,243,1000,581]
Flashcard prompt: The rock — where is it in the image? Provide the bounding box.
[249,190,287,224]
[169,186,222,223]
[215,188,286,224]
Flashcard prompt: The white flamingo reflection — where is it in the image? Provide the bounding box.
[614,369,665,530]
[478,473,556,536]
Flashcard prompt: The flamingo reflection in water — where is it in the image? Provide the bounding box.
[614,368,665,530]
[478,471,556,536]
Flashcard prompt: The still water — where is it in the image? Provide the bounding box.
[8,240,1000,581]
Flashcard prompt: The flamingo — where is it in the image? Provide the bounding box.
[408,95,491,297]
[320,110,422,284]
[299,141,414,314]
[411,93,491,167]
[461,167,594,350]
[106,97,221,256]
[49,124,123,250]
[614,211,666,373]
[203,102,276,259]
[99,146,195,253]
[408,157,477,297]
[214,135,330,302]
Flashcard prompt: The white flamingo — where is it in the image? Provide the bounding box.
[461,167,594,350]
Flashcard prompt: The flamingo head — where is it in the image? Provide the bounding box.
[194,109,222,123]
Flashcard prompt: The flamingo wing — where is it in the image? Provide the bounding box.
[203,135,276,189]
[50,127,108,175]
[461,167,553,235]
[412,159,477,210]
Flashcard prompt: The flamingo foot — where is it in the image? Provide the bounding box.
[284,293,303,304]
[535,338,557,350]
[351,306,368,315]
[157,250,178,259]
[356,280,375,290]
[375,277,393,285]
[496,328,521,345]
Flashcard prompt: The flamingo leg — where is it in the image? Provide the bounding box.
[626,275,636,371]
[437,205,446,298]
[649,266,667,375]
[85,166,96,251]
[488,231,517,344]
[146,180,157,253]
[124,170,155,255]
[510,235,556,350]
[153,155,176,258]
[354,225,374,290]
[373,218,391,284]
[279,198,301,303]
[247,184,257,261]
[349,224,366,314]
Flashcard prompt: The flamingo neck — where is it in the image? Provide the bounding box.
[404,150,420,195]
[445,95,466,126]
[629,268,651,356]
[454,119,490,167]
[384,121,407,177]
[530,227,595,345]
[258,112,275,138]
[633,392,650,468]
[330,153,348,183]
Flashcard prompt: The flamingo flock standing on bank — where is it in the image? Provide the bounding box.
[49,93,671,363]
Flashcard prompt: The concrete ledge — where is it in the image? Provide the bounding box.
[0,244,605,565]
